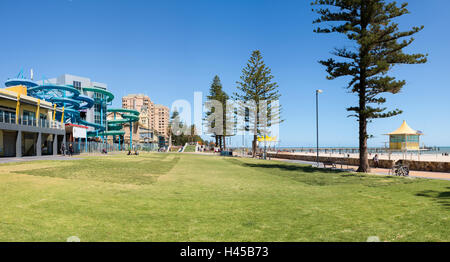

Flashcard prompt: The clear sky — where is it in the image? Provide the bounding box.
[0,0,449,147]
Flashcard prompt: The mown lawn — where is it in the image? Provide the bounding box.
[0,153,448,242]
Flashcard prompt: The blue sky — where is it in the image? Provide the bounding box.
[0,0,449,147]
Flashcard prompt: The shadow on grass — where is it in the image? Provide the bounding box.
[241,162,344,174]
[416,187,450,210]
[225,158,416,187]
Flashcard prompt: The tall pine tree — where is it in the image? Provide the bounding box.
[234,50,282,158]
[205,75,229,149]
[312,0,427,172]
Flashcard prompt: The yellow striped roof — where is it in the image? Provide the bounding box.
[388,121,421,135]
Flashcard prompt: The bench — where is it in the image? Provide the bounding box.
[322,161,337,169]
[335,160,349,169]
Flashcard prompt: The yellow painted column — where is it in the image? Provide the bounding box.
[52,104,57,121]
[35,99,41,126]
[61,107,65,126]
[15,94,20,124]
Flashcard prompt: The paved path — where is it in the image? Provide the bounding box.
[273,158,450,181]
[0,155,81,164]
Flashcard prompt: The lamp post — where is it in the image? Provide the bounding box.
[316,89,323,167]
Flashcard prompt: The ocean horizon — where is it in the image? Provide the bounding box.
[277,146,450,155]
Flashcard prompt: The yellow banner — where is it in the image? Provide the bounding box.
[257,136,277,142]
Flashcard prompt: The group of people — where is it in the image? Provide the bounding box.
[60,144,74,157]
[60,143,143,156]
[127,150,139,155]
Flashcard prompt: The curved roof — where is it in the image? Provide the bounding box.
[388,121,422,135]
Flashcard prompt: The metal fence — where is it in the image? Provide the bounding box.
[68,141,160,154]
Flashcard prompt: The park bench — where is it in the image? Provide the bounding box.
[322,161,337,169]
[335,160,349,169]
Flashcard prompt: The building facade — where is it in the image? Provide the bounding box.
[0,86,65,157]
[154,104,169,138]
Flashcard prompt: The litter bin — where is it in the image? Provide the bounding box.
[220,151,233,157]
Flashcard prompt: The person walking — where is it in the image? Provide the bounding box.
[68,144,73,157]
[61,143,66,156]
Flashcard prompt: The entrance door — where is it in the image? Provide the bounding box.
[22,132,37,156]
[3,131,17,157]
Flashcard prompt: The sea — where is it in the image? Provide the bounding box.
[278,146,450,155]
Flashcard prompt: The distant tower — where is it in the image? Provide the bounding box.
[30,69,34,80]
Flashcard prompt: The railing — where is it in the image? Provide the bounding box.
[69,141,159,154]
[0,111,64,130]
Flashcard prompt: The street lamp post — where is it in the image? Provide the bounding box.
[316,89,323,167]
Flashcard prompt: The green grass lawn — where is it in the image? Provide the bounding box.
[0,153,449,242]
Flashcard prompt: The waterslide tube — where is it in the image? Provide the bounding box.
[49,97,82,110]
[83,87,114,103]
[5,78,39,88]
[80,120,105,131]
[77,95,95,109]
[5,79,131,138]
[28,84,80,98]
[28,84,110,132]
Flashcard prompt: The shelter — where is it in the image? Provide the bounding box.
[387,121,422,151]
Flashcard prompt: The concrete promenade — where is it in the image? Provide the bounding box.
[0,155,81,164]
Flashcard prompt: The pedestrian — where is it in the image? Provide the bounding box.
[373,154,379,168]
[61,143,65,156]
[69,144,73,157]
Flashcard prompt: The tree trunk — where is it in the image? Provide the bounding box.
[215,135,218,147]
[252,135,257,158]
[223,136,226,150]
[356,4,370,173]
[357,115,370,172]
[357,67,370,172]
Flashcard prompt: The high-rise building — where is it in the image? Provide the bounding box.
[121,94,169,138]
[154,104,169,138]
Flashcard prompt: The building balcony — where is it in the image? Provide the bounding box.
[0,111,64,130]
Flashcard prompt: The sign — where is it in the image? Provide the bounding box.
[73,126,87,139]
[257,136,277,142]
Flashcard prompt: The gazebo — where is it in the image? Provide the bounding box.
[387,120,423,151]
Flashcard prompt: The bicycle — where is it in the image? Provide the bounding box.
[392,164,410,177]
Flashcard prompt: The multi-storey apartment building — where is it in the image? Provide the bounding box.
[121,94,169,139]
[154,104,169,138]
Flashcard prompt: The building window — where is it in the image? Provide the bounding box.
[23,110,35,126]
[73,81,82,91]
